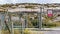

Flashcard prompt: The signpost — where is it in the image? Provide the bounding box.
[47,9,53,17]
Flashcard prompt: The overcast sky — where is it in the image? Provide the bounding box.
[0,0,60,4]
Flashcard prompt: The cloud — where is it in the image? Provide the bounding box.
[0,0,11,4]
[0,0,60,4]
[0,0,5,4]
[0,0,44,4]
[52,0,60,3]
[13,0,43,4]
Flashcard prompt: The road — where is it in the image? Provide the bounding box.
[25,28,60,34]
[30,30,60,34]
[44,30,60,34]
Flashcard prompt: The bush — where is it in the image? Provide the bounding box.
[23,29,31,34]
[42,23,56,28]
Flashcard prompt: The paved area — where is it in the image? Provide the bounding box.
[14,28,60,34]
[30,30,60,34]
[44,30,60,34]
[42,27,60,30]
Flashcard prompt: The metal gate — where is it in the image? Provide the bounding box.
[7,11,42,34]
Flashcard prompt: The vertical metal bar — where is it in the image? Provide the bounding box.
[38,7,42,29]
[42,4,44,30]
[10,14,14,34]
[22,12,25,34]
[0,19,1,34]
[0,13,2,34]
[19,13,23,34]
[8,14,13,34]
[1,12,6,34]
[12,22,14,34]
[1,14,4,29]
[25,13,27,28]
[21,12,25,34]
[41,8,42,30]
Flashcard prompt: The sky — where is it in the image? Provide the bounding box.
[0,0,60,4]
